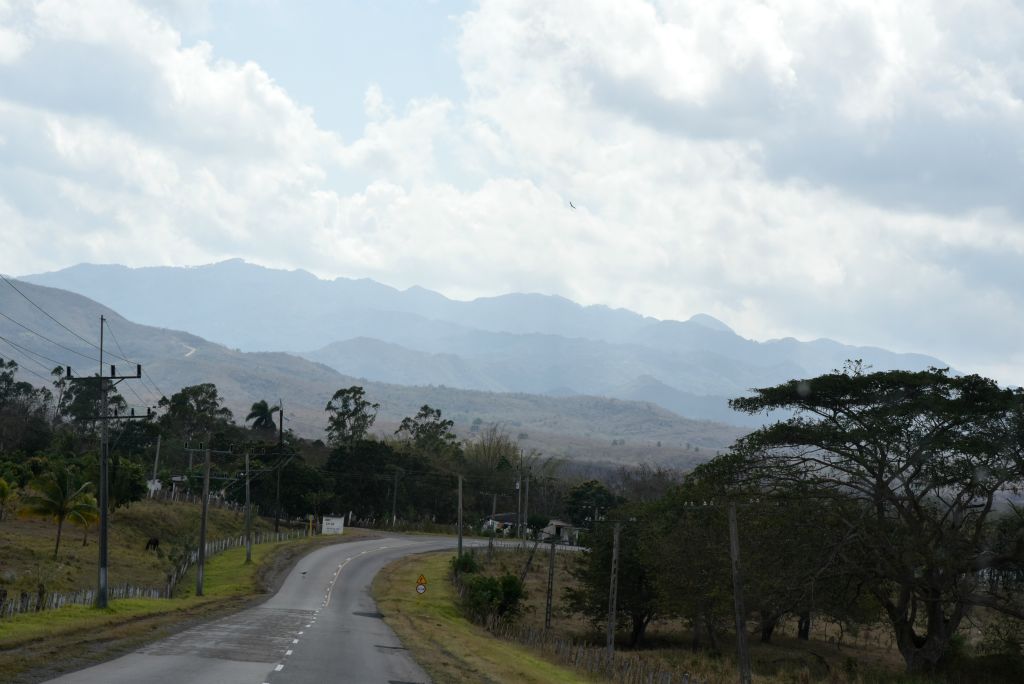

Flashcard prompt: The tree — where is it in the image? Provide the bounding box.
[564,480,621,526]
[395,405,458,456]
[730,365,1024,673]
[567,505,661,646]
[19,467,97,557]
[245,399,280,432]
[68,492,99,545]
[325,386,379,449]
[157,383,234,439]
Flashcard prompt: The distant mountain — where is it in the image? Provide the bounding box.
[0,278,740,465]
[23,260,952,426]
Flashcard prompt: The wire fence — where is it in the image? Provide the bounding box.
[0,528,310,621]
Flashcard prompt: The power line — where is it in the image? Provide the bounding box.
[0,334,64,369]
[0,349,52,383]
[103,318,166,400]
[0,308,100,363]
[0,273,133,364]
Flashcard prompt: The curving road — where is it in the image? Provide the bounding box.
[47,535,473,684]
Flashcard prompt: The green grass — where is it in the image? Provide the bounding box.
[0,498,272,594]
[372,551,594,684]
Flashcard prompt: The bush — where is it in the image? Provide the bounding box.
[450,551,480,575]
[462,573,525,625]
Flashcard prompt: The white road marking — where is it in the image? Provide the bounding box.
[286,649,293,656]
[293,638,299,643]
[275,664,284,671]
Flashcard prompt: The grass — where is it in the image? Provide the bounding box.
[0,527,379,683]
[0,498,272,594]
[373,550,594,684]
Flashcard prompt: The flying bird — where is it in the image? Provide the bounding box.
[569,201,576,210]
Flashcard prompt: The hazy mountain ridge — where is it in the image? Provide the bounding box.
[22,260,952,426]
[0,279,740,464]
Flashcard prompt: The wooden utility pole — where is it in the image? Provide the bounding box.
[391,469,399,527]
[729,503,753,684]
[523,469,530,537]
[606,522,621,659]
[196,446,211,596]
[244,450,252,564]
[274,400,283,533]
[150,434,161,485]
[457,474,463,558]
[545,539,556,629]
[489,492,496,558]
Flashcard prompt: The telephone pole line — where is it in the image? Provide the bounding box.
[197,446,211,596]
[606,521,621,659]
[69,315,150,609]
[545,538,556,629]
[244,449,252,564]
[457,474,463,558]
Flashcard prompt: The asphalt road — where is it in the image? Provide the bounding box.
[46,535,471,684]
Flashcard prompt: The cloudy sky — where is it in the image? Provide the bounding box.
[0,0,1022,385]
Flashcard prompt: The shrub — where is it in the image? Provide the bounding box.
[462,573,525,625]
[450,551,480,575]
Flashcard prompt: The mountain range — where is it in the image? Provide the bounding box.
[22,260,950,426]
[0,277,742,467]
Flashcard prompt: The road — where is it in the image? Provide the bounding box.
[47,535,471,684]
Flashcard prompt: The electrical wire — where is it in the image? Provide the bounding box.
[104,319,166,401]
[0,334,64,369]
[0,272,133,363]
[0,349,52,383]
[0,309,100,363]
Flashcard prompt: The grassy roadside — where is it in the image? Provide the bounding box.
[372,550,594,684]
[0,529,380,683]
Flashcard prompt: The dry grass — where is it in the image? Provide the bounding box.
[373,550,595,683]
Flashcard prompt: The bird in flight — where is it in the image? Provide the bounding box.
[569,201,576,210]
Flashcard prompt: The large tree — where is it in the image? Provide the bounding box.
[325,386,379,449]
[730,364,1024,673]
[157,383,233,439]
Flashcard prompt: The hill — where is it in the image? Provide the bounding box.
[22,261,952,426]
[0,279,742,462]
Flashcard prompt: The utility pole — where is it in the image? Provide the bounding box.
[151,434,161,485]
[97,316,108,608]
[244,449,252,564]
[457,474,463,558]
[729,503,753,684]
[523,468,530,538]
[607,522,621,659]
[196,446,211,596]
[516,466,522,540]
[391,469,399,527]
[274,399,283,533]
[73,316,148,609]
[545,539,556,629]
[489,492,497,558]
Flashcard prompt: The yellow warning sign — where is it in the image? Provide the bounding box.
[417,575,427,585]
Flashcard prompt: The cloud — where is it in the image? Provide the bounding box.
[0,0,1022,386]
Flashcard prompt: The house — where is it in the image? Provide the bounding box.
[542,519,580,544]
[481,512,518,536]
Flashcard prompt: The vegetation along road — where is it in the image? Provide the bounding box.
[44,535,480,684]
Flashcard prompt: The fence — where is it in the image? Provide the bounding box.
[148,487,247,512]
[0,528,310,621]
[496,623,705,684]
[453,568,702,684]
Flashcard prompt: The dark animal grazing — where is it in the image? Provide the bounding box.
[145,537,159,551]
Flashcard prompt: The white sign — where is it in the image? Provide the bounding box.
[321,516,345,535]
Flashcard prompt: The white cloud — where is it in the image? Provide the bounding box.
[0,0,1023,385]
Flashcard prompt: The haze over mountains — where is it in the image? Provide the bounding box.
[23,260,950,427]
[0,277,741,467]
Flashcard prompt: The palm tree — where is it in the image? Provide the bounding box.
[19,468,97,557]
[245,399,280,432]
[69,493,99,546]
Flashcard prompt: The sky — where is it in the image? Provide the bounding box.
[0,0,1022,386]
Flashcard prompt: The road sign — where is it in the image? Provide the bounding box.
[417,575,427,585]
[416,583,426,594]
